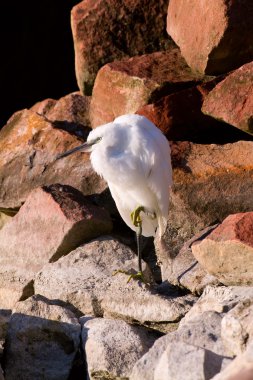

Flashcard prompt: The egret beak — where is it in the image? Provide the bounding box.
[56,141,94,160]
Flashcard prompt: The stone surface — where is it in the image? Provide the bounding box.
[4,295,80,380]
[182,285,253,324]
[0,109,106,209]
[221,299,253,356]
[90,48,207,128]
[33,92,91,128]
[137,76,240,143]
[71,0,173,94]
[167,0,253,74]
[212,342,253,380]
[166,225,220,295]
[158,140,253,281]
[192,212,253,286]
[0,212,12,230]
[0,184,112,308]
[131,311,232,380]
[34,237,196,331]
[202,62,253,135]
[82,317,157,380]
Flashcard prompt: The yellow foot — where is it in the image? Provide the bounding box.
[131,206,145,227]
[112,269,145,283]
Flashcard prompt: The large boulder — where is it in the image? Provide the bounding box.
[158,140,253,281]
[202,61,253,135]
[0,184,112,308]
[0,109,106,209]
[34,237,196,331]
[82,317,157,379]
[4,295,81,380]
[71,0,173,94]
[167,0,253,74]
[137,76,252,143]
[90,48,207,128]
[192,212,253,286]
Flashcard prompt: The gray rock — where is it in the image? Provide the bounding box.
[211,341,253,380]
[82,317,157,379]
[4,295,81,380]
[34,237,196,330]
[131,310,233,380]
[0,184,112,309]
[221,299,253,356]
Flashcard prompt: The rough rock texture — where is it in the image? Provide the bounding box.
[192,212,253,285]
[221,299,253,356]
[90,48,207,128]
[4,295,81,380]
[182,285,253,324]
[0,109,106,209]
[158,140,253,281]
[34,237,196,331]
[167,0,253,74]
[31,92,91,128]
[166,225,220,295]
[202,62,253,135]
[71,0,173,94]
[82,317,157,380]
[0,184,112,308]
[0,212,12,230]
[212,342,253,380]
[131,311,233,380]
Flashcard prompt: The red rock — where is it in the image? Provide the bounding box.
[192,212,253,286]
[167,0,253,75]
[90,48,206,128]
[137,76,239,142]
[71,0,173,94]
[31,92,91,127]
[0,109,106,209]
[0,184,112,308]
[202,62,253,135]
[158,140,253,281]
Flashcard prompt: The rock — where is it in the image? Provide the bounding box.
[158,140,253,281]
[131,311,233,380]
[34,237,196,331]
[4,295,80,380]
[211,342,253,380]
[0,108,106,209]
[182,285,253,324]
[32,92,91,128]
[71,0,173,94]
[82,317,157,380]
[166,225,220,294]
[90,48,207,128]
[137,76,237,143]
[167,0,253,74]
[202,62,253,135]
[0,184,112,308]
[192,212,253,286]
[221,299,253,356]
[0,212,13,230]
[30,98,57,116]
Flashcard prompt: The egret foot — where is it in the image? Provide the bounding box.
[112,269,145,283]
[131,206,145,227]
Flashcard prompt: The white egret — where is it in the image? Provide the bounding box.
[57,114,173,281]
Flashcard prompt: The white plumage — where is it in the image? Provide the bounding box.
[85,114,172,237]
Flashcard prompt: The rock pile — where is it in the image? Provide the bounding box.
[0,0,253,379]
